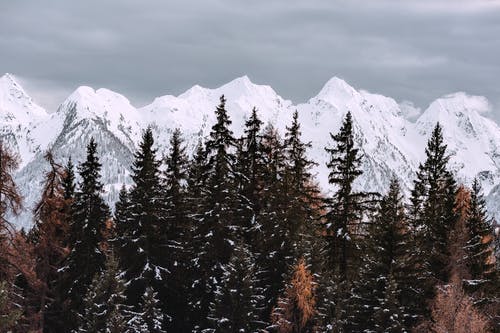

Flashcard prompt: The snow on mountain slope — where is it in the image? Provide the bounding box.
[0,74,57,168]
[416,93,500,193]
[3,73,500,228]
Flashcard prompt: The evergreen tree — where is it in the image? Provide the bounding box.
[190,95,239,331]
[62,157,76,200]
[129,287,167,333]
[61,138,110,330]
[0,281,21,332]
[409,123,457,310]
[116,127,167,313]
[282,110,319,259]
[463,178,496,294]
[207,242,265,333]
[237,107,265,243]
[163,128,191,332]
[321,111,371,330]
[76,252,130,333]
[251,124,288,322]
[351,179,416,332]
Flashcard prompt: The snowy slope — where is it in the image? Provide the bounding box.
[2,73,500,228]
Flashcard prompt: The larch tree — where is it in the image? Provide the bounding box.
[271,258,317,333]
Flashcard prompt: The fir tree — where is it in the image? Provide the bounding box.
[255,124,289,322]
[237,107,265,243]
[62,157,76,200]
[351,179,415,332]
[190,95,239,331]
[129,287,167,333]
[282,110,319,259]
[76,252,129,333]
[409,123,457,311]
[463,178,496,294]
[61,138,110,330]
[321,111,371,330]
[207,242,265,333]
[116,127,167,312]
[163,128,191,332]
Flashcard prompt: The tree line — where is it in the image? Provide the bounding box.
[0,95,498,332]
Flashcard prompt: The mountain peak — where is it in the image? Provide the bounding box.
[0,73,47,119]
[313,76,358,104]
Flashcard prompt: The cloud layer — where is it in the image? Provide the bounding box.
[1,0,499,118]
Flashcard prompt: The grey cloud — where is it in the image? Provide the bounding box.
[1,0,499,120]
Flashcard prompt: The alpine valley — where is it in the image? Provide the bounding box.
[1,73,499,228]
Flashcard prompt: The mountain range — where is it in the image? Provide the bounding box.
[1,73,499,228]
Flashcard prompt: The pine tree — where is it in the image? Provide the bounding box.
[62,157,76,200]
[351,179,415,332]
[129,287,167,333]
[163,128,191,332]
[270,258,317,333]
[60,138,110,329]
[236,107,265,243]
[207,242,265,332]
[282,110,319,259]
[409,123,457,311]
[190,95,239,331]
[463,179,496,294]
[321,111,371,330]
[116,127,167,313]
[76,252,129,333]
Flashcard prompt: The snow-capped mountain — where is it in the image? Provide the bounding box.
[1,73,499,228]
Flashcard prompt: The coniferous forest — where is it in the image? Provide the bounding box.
[0,95,499,332]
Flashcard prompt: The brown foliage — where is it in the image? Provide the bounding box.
[415,276,491,333]
[271,258,317,333]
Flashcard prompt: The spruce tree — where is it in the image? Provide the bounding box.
[62,157,76,200]
[282,110,319,259]
[207,242,265,333]
[351,179,415,332]
[163,128,191,332]
[116,127,167,313]
[237,107,265,243]
[252,124,289,322]
[76,252,129,333]
[129,287,167,333]
[463,179,495,290]
[409,123,457,310]
[61,138,110,329]
[321,111,370,330]
[190,95,239,331]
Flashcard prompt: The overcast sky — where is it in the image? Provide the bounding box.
[1,0,499,119]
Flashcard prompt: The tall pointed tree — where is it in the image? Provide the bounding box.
[116,127,167,314]
[282,110,319,259]
[190,95,240,331]
[30,152,72,332]
[76,252,130,333]
[162,128,192,332]
[409,123,457,308]
[352,179,417,332]
[321,111,371,331]
[60,138,110,330]
[207,241,265,333]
